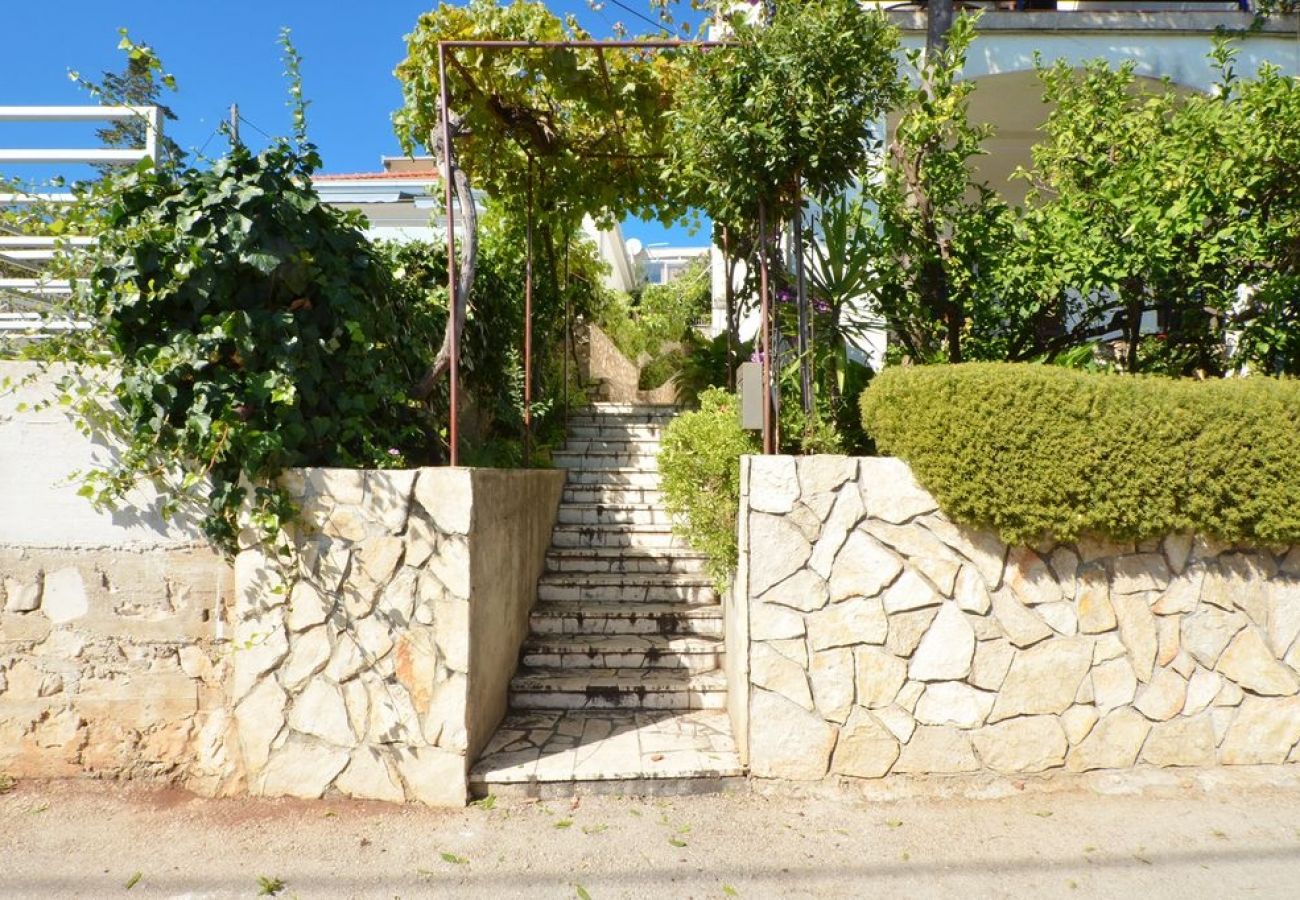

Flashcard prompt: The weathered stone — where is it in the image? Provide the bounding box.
[1216,628,1299,695]
[809,648,855,724]
[768,638,808,669]
[1112,590,1158,682]
[236,676,289,775]
[914,558,961,598]
[1133,667,1187,721]
[954,566,991,615]
[323,507,368,542]
[860,458,938,523]
[808,486,866,578]
[1141,715,1216,768]
[874,705,916,743]
[752,643,813,710]
[909,603,975,682]
[990,589,1052,648]
[1155,616,1180,668]
[421,672,467,751]
[749,689,837,780]
[1076,565,1117,634]
[342,679,370,742]
[1066,708,1151,772]
[395,744,467,806]
[1049,547,1080,600]
[1061,704,1100,744]
[749,514,813,596]
[259,735,350,799]
[1163,534,1194,575]
[414,469,472,535]
[969,639,1015,691]
[290,679,355,747]
[854,647,908,708]
[972,716,1067,773]
[762,569,830,613]
[798,456,858,509]
[1267,580,1300,658]
[177,645,214,684]
[1152,566,1203,616]
[1182,606,1247,669]
[40,567,87,624]
[1093,633,1126,664]
[325,635,365,683]
[914,682,995,728]
[281,626,332,691]
[368,680,421,745]
[313,544,351,593]
[882,568,944,614]
[750,456,800,515]
[1077,535,1132,563]
[1112,554,1170,594]
[286,581,330,633]
[3,574,41,613]
[377,567,419,625]
[335,748,406,802]
[1170,649,1196,678]
[1037,602,1078,636]
[886,607,938,657]
[1092,657,1138,713]
[751,602,806,641]
[989,638,1092,722]
[1218,696,1300,765]
[808,596,887,650]
[827,531,900,602]
[427,534,470,601]
[896,680,925,713]
[308,468,365,506]
[367,469,416,534]
[893,725,980,774]
[432,598,467,673]
[922,518,1008,588]
[1004,547,1061,607]
[1184,667,1222,716]
[404,515,438,569]
[1074,675,1094,704]
[831,707,898,779]
[232,608,289,702]
[1215,678,1245,707]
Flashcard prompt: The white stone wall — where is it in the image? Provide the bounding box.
[738,455,1300,782]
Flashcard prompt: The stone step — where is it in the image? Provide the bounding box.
[528,601,723,638]
[556,503,673,527]
[551,524,685,549]
[509,667,727,711]
[575,403,678,417]
[566,423,664,440]
[537,573,717,604]
[520,634,724,671]
[562,468,661,488]
[553,451,661,471]
[561,485,663,505]
[563,437,663,455]
[545,548,707,575]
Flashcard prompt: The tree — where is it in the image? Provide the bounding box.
[70,30,186,171]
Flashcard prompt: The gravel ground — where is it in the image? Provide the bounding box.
[3,771,1300,899]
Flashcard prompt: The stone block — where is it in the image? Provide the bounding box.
[827,531,900,603]
[990,589,1052,649]
[427,534,470,601]
[797,456,858,509]
[972,716,1067,773]
[752,643,813,710]
[41,567,88,624]
[809,648,855,724]
[336,747,406,803]
[1076,565,1117,634]
[1061,705,1099,744]
[1218,696,1300,765]
[954,566,991,615]
[751,602,806,642]
[1133,667,1187,721]
[761,569,829,613]
[859,459,938,524]
[234,676,287,773]
[414,468,473,535]
[808,596,886,650]
[1141,715,1216,768]
[289,678,356,748]
[893,725,979,775]
[922,517,1007,588]
[908,603,975,682]
[259,734,349,799]
[280,626,332,692]
[1037,602,1078,636]
[855,647,907,708]
[969,639,1015,691]
[395,744,467,806]
[914,682,995,729]
[1112,590,1158,682]
[1004,547,1061,607]
[3,574,42,613]
[882,569,943,614]
[1092,657,1138,713]
[1216,627,1299,696]
[750,456,800,515]
[1112,554,1170,594]
[886,608,938,657]
[831,707,898,779]
[808,487,865,578]
[989,638,1092,722]
[1182,606,1247,669]
[749,688,836,780]
[1066,708,1150,772]
[365,469,416,534]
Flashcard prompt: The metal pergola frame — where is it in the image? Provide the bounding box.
[431,37,785,467]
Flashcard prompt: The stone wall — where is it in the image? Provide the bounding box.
[580,324,677,405]
[737,455,1300,782]
[227,467,562,805]
[0,362,233,788]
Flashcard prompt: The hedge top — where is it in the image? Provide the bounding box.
[860,363,1300,546]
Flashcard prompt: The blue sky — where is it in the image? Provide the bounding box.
[2,0,709,245]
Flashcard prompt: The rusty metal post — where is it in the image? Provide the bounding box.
[758,200,774,455]
[523,161,535,467]
[438,43,460,467]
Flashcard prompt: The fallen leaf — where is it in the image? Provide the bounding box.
[441,852,469,865]
[125,872,142,890]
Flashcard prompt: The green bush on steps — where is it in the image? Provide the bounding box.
[860,362,1300,546]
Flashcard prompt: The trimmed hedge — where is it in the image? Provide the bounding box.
[859,363,1300,545]
[658,388,759,589]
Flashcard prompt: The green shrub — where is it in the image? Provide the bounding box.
[659,388,759,588]
[860,363,1300,545]
[638,348,686,391]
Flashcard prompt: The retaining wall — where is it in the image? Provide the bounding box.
[735,455,1300,782]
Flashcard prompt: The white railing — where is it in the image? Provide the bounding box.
[0,105,160,336]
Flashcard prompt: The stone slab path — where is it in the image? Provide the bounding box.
[474,404,741,791]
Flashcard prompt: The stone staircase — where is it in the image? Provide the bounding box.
[470,404,741,794]
[510,403,727,712]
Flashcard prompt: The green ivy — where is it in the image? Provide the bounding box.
[658,388,758,588]
[860,363,1300,546]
